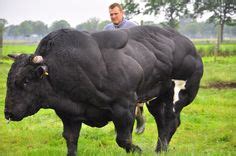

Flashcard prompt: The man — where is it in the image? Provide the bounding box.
[103,3,137,30]
[104,3,145,134]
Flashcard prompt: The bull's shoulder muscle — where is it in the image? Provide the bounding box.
[91,30,128,49]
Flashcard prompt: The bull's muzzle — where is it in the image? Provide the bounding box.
[4,108,22,122]
[4,108,13,122]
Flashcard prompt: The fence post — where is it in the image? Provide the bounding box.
[0,26,3,57]
[214,24,221,62]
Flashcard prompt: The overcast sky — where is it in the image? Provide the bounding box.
[0,0,121,27]
[1,0,221,28]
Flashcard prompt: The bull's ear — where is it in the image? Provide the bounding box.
[35,65,49,78]
[8,54,21,61]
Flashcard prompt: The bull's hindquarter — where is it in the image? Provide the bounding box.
[5,26,203,155]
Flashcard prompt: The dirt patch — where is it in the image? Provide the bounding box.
[201,82,236,89]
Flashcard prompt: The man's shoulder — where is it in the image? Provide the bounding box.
[124,19,138,26]
[122,19,138,28]
[103,23,114,30]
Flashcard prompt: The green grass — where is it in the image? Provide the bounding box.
[0,45,236,155]
[191,38,236,44]
[195,43,236,56]
[2,44,37,56]
[201,56,236,86]
[1,41,236,58]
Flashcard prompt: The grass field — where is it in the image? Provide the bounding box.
[2,44,37,56]
[195,43,236,56]
[2,42,236,57]
[0,44,236,155]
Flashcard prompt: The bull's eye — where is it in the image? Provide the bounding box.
[23,78,30,87]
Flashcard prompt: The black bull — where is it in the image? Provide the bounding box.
[5,26,203,155]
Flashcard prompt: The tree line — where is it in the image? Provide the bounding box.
[2,18,235,40]
[2,18,110,38]
[123,0,236,42]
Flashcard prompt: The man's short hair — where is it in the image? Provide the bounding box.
[109,3,123,11]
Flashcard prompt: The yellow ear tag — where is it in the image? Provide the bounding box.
[44,72,49,76]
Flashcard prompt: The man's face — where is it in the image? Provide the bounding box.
[109,6,124,25]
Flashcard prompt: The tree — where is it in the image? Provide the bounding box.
[178,18,217,38]
[0,19,7,56]
[4,21,48,38]
[76,18,100,32]
[18,20,34,36]
[32,21,48,36]
[224,23,236,38]
[179,19,200,38]
[97,20,110,30]
[123,0,190,29]
[122,1,140,20]
[4,25,21,37]
[144,0,189,28]
[193,0,236,42]
[49,20,71,32]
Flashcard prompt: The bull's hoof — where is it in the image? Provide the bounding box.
[135,115,145,134]
[155,145,168,153]
[128,145,142,153]
[67,151,77,156]
[135,124,145,134]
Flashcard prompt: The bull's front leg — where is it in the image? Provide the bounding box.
[112,103,142,153]
[59,115,82,156]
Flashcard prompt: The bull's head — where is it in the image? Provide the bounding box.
[4,54,49,122]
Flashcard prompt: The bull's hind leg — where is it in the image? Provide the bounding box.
[135,103,146,134]
[146,88,180,152]
[174,62,203,113]
[147,60,203,152]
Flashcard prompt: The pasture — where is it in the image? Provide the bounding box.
[2,42,236,57]
[0,43,236,155]
[195,43,236,56]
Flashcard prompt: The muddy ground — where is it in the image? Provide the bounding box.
[201,82,236,89]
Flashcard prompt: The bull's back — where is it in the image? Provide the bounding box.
[126,26,176,77]
[128,26,202,80]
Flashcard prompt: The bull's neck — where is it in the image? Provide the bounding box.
[38,78,85,116]
[41,92,85,116]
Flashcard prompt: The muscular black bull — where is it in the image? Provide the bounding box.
[5,26,203,155]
